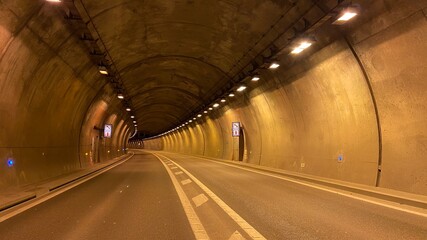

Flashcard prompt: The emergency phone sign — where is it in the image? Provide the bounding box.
[104,124,112,138]
[232,122,240,137]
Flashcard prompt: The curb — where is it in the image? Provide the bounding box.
[155,151,427,210]
[0,153,134,213]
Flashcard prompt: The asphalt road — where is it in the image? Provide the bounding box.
[0,151,426,240]
[0,152,193,240]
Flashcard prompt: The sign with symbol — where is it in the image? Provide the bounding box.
[232,122,240,137]
[104,124,113,138]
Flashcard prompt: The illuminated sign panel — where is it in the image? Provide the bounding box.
[104,124,113,138]
[232,122,240,137]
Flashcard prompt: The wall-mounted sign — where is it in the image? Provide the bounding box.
[104,124,113,138]
[232,122,240,137]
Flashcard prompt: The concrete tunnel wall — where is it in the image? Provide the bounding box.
[0,2,131,190]
[142,1,427,196]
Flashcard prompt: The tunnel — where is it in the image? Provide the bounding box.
[0,0,426,239]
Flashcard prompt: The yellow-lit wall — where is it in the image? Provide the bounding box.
[0,3,131,190]
[144,1,427,195]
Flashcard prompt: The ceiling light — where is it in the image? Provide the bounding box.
[204,111,208,114]
[209,107,213,111]
[126,108,131,112]
[338,12,357,21]
[229,93,235,97]
[133,121,136,123]
[98,66,108,75]
[237,85,247,92]
[221,99,226,103]
[251,75,260,81]
[291,41,313,54]
[269,62,280,69]
[46,0,61,2]
[197,114,202,117]
[131,116,135,119]
[213,103,220,108]
[332,5,359,25]
[117,93,124,99]
[193,117,196,120]
[189,120,193,123]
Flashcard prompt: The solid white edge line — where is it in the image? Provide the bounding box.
[171,154,427,219]
[159,154,267,240]
[153,153,209,240]
[0,154,134,223]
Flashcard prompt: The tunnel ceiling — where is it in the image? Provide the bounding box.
[71,0,309,136]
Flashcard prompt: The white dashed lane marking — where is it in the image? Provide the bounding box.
[192,194,209,207]
[153,154,209,240]
[175,171,184,175]
[181,179,192,185]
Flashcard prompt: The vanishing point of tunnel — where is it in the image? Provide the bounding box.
[0,0,426,239]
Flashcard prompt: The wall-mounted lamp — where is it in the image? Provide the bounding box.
[251,75,260,81]
[98,66,108,75]
[291,38,315,54]
[268,62,280,69]
[237,85,247,92]
[333,6,359,25]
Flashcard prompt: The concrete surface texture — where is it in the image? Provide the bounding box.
[0,0,426,198]
[142,0,427,196]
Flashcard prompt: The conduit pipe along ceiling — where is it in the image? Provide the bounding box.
[48,0,359,138]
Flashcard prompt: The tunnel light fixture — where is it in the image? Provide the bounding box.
[213,103,220,108]
[268,62,280,69]
[251,75,260,81]
[208,107,213,111]
[189,120,193,123]
[197,114,202,118]
[333,6,359,24]
[193,117,196,120]
[237,85,247,92]
[204,111,208,114]
[126,108,131,112]
[131,115,135,119]
[133,121,136,123]
[291,41,313,54]
[47,0,61,2]
[221,99,226,103]
[117,93,124,99]
[229,93,235,97]
[338,12,357,21]
[98,66,108,75]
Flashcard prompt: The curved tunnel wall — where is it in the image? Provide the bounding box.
[143,2,427,195]
[0,2,131,189]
